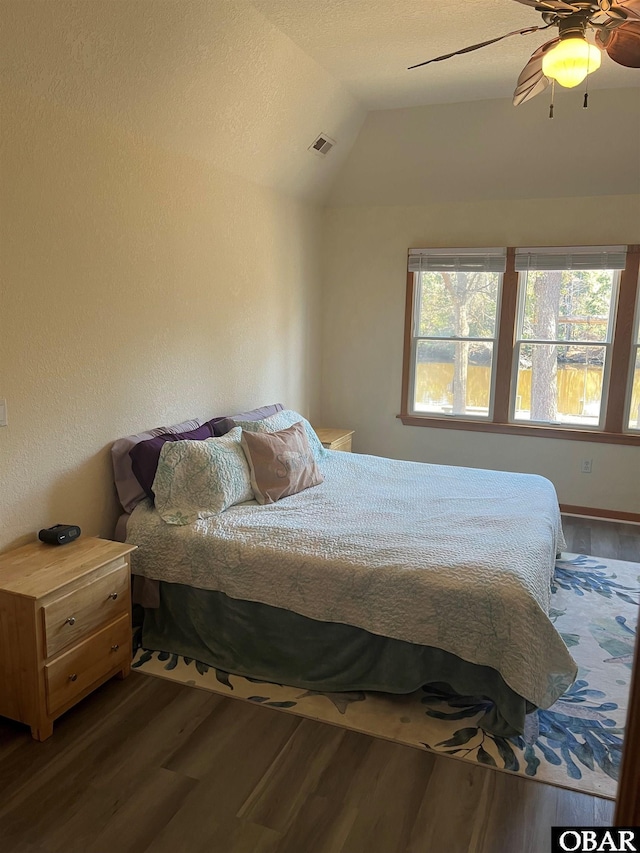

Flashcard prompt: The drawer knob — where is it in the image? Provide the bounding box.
[69,674,78,682]
[108,592,118,600]
[111,644,119,652]
[65,616,76,626]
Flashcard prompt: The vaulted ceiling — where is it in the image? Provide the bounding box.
[3,0,638,203]
[251,0,640,108]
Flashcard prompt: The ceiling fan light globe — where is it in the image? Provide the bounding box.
[541,37,602,87]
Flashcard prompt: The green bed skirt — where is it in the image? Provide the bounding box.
[142,581,534,736]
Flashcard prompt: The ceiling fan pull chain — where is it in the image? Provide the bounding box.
[583,71,590,108]
[549,79,556,118]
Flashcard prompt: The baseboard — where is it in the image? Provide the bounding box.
[560,504,640,525]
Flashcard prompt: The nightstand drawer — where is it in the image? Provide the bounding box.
[42,559,129,658]
[45,614,130,715]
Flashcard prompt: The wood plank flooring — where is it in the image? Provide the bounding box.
[562,516,640,562]
[0,517,637,853]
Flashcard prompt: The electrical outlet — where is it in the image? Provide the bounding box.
[0,399,6,427]
[581,458,592,474]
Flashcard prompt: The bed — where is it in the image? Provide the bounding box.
[113,407,577,737]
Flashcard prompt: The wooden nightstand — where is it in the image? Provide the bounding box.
[315,427,354,453]
[0,537,136,741]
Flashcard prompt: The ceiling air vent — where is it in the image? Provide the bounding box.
[308,133,336,157]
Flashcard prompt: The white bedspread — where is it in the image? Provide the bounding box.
[127,451,577,708]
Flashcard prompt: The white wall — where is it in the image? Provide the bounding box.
[322,93,640,514]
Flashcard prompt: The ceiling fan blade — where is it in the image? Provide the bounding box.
[513,37,559,105]
[594,0,640,26]
[513,73,550,104]
[594,6,634,25]
[408,25,543,70]
[614,0,640,19]
[512,0,582,12]
[601,7,630,19]
[598,19,640,64]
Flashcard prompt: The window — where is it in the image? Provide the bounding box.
[401,244,640,445]
[407,248,505,419]
[512,247,624,429]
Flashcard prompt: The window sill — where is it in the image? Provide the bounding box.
[397,414,640,446]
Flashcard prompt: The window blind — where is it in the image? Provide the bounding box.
[408,248,507,274]
[515,246,627,272]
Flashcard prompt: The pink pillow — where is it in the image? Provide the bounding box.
[240,421,323,505]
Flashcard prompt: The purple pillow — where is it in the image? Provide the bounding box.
[212,402,284,437]
[126,404,284,503]
[129,422,215,500]
[112,417,204,512]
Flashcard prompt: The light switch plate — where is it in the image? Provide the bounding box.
[0,399,7,427]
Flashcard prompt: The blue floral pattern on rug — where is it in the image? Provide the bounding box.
[132,553,637,800]
[419,555,637,786]
[590,616,636,669]
[553,554,639,605]
[420,678,623,781]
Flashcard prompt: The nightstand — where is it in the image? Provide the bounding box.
[315,427,354,453]
[0,537,136,741]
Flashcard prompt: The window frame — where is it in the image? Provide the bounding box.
[408,260,503,421]
[399,244,640,446]
[625,299,640,433]
[509,267,620,432]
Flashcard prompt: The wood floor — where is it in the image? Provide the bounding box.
[562,516,640,562]
[0,517,638,853]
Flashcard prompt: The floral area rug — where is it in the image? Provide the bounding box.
[132,553,639,800]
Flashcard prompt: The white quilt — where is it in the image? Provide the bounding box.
[127,451,577,709]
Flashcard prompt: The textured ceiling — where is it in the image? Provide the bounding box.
[251,0,640,108]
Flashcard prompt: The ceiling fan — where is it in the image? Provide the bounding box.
[409,0,640,106]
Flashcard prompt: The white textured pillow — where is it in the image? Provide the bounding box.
[233,409,328,465]
[152,427,253,524]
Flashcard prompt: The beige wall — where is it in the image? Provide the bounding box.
[2,0,365,202]
[0,0,367,553]
[329,88,640,206]
[2,3,639,556]
[0,83,323,552]
[321,91,640,514]
[321,192,640,514]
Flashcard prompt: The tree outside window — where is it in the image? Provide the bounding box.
[515,268,615,427]
[410,249,503,419]
[402,245,639,443]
